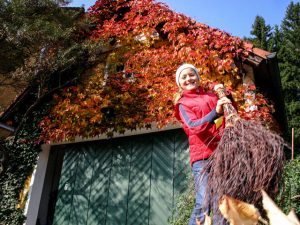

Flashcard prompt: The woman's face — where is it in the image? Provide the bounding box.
[178,68,199,91]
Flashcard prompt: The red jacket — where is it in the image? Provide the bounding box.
[175,88,224,165]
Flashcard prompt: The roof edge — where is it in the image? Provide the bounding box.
[243,42,271,59]
[0,122,15,132]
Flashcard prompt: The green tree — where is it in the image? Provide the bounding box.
[278,1,300,150]
[0,0,82,78]
[268,25,283,52]
[0,1,94,223]
[248,15,272,50]
[0,0,91,131]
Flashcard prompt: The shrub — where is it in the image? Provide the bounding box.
[276,154,300,217]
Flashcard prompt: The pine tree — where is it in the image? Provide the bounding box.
[249,15,272,50]
[278,2,300,150]
[0,0,81,76]
[268,25,283,52]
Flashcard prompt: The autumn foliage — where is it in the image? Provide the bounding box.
[39,0,276,142]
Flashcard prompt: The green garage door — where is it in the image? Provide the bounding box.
[52,129,189,225]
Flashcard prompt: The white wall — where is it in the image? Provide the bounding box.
[25,145,50,225]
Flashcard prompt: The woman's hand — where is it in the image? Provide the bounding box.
[216,97,231,114]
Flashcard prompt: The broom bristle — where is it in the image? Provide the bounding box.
[203,103,285,221]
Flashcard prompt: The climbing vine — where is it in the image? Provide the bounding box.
[39,0,276,142]
[0,102,52,224]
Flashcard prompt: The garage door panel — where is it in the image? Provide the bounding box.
[53,145,82,225]
[105,139,131,225]
[174,132,190,196]
[148,133,174,225]
[86,142,113,225]
[51,129,188,225]
[69,146,94,225]
[127,136,152,225]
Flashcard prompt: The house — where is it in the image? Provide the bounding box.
[0,44,287,225]
[0,1,287,225]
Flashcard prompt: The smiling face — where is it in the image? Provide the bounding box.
[178,68,200,91]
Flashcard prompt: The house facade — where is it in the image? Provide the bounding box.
[0,42,286,225]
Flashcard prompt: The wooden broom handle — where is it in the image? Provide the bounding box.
[214,84,238,125]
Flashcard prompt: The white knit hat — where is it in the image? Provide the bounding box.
[175,64,200,87]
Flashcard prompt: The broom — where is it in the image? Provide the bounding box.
[203,84,285,219]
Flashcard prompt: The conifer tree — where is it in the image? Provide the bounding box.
[268,25,283,52]
[278,1,300,150]
[0,0,82,77]
[249,15,272,50]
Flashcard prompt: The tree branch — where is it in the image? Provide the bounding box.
[12,76,79,144]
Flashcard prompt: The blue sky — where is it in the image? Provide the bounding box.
[69,0,298,38]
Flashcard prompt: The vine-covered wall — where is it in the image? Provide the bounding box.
[0,103,52,224]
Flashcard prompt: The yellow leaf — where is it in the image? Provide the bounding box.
[219,195,260,225]
[262,190,300,225]
[287,210,300,225]
[196,214,211,225]
[204,214,212,225]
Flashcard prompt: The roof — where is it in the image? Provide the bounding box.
[243,42,270,59]
[243,42,274,67]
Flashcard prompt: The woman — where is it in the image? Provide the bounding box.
[174,64,231,225]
